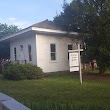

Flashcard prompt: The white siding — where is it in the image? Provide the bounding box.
[10,35,37,65]
[36,34,77,73]
[10,32,78,73]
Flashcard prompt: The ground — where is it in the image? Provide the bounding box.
[83,72,110,81]
[0,71,110,110]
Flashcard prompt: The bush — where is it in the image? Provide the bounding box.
[22,64,43,80]
[3,64,43,80]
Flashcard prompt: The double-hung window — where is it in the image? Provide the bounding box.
[50,44,56,61]
[28,45,32,61]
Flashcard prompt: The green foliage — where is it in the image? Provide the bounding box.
[54,0,110,74]
[54,1,80,32]
[3,64,43,80]
[0,23,20,59]
[0,23,19,37]
[0,42,10,59]
[22,64,44,80]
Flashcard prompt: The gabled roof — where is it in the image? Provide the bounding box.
[32,19,62,30]
[0,20,78,42]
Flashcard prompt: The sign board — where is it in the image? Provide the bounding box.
[69,52,79,72]
[68,44,83,84]
[70,67,79,72]
[69,53,79,67]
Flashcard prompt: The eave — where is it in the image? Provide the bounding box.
[0,26,78,42]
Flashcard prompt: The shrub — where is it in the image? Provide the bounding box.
[22,64,43,80]
[3,64,43,80]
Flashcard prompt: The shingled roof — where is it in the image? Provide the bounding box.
[32,19,62,30]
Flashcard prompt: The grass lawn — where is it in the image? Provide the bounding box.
[0,73,110,110]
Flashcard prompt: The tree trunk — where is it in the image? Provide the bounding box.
[99,66,106,74]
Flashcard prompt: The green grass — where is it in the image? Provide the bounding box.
[0,74,110,110]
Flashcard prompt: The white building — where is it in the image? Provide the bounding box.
[0,20,78,73]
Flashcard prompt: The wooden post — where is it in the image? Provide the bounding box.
[68,43,83,85]
[78,44,82,85]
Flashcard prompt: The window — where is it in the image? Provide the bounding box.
[20,45,23,51]
[68,44,73,59]
[50,44,56,61]
[14,47,17,61]
[68,44,73,50]
[28,45,32,61]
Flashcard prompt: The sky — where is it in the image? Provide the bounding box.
[0,0,72,29]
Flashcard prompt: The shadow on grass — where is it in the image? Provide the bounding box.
[44,71,79,77]
[23,101,110,110]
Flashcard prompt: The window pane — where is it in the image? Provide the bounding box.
[51,53,56,60]
[28,45,31,53]
[15,55,17,61]
[50,44,56,52]
[29,54,32,61]
[68,44,73,60]
[20,45,23,51]
[14,47,16,54]
[28,45,32,61]
[68,44,73,50]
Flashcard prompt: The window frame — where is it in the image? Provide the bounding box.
[50,43,57,61]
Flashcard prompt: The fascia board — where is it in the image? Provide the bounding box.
[0,27,32,42]
[32,27,78,35]
[0,26,78,42]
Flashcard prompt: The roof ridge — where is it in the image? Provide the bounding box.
[31,19,62,30]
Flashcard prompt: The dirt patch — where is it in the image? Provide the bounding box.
[83,72,110,81]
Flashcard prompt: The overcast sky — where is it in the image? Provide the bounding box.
[0,0,72,29]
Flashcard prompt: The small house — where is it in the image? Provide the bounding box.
[0,20,79,73]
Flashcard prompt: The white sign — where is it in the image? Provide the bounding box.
[69,52,79,67]
[68,44,83,84]
[70,67,79,72]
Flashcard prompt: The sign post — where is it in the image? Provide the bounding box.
[69,43,83,84]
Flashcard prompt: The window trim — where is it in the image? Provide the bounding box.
[50,43,57,61]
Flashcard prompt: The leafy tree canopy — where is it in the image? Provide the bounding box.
[0,23,20,59]
[54,0,110,74]
[0,24,19,37]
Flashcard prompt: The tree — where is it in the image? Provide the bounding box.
[54,0,110,74]
[0,24,20,59]
[54,0,80,32]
